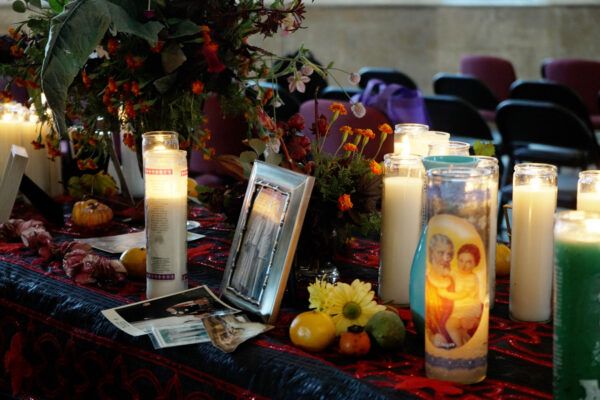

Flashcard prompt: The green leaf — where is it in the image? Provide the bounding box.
[240,151,258,164]
[161,42,187,74]
[153,73,177,94]
[29,0,42,8]
[248,138,266,155]
[169,19,201,38]
[48,0,64,13]
[41,0,163,136]
[265,152,282,165]
[473,140,496,157]
[12,0,26,13]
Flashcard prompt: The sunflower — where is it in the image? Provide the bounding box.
[325,279,385,335]
[307,277,332,311]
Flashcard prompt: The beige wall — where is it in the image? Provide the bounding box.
[1,4,599,94]
[254,5,600,94]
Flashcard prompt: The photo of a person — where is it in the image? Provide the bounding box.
[230,186,287,302]
[445,244,484,347]
[425,233,457,350]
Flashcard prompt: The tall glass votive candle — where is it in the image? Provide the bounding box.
[144,149,188,299]
[577,170,600,212]
[393,123,428,154]
[475,156,500,309]
[509,163,557,322]
[553,211,600,400]
[379,154,425,306]
[142,131,179,158]
[427,141,470,156]
[425,167,491,384]
[409,131,450,157]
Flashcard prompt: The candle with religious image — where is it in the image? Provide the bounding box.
[144,149,188,298]
[577,170,600,212]
[509,163,557,322]
[424,167,491,384]
[379,154,425,305]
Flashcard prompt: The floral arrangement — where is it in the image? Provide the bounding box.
[307,277,385,335]
[239,101,388,268]
[0,0,344,175]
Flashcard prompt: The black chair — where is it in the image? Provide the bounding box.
[433,73,499,122]
[246,82,300,122]
[320,86,363,101]
[358,67,418,90]
[496,99,600,214]
[509,79,594,132]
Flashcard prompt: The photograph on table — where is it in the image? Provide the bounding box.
[220,161,314,324]
[101,285,239,336]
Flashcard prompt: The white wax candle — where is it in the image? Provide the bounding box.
[0,115,23,177]
[510,184,557,322]
[409,132,449,157]
[577,192,600,212]
[379,176,423,305]
[20,121,62,196]
[145,149,188,299]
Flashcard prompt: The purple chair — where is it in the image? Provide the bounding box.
[189,94,247,187]
[460,55,517,102]
[299,99,393,162]
[543,58,600,129]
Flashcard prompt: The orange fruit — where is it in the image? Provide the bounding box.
[187,178,199,198]
[289,310,336,352]
[496,243,511,276]
[120,247,146,280]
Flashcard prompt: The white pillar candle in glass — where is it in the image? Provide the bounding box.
[0,105,24,177]
[510,163,557,322]
[409,131,450,157]
[428,140,470,156]
[393,123,428,154]
[144,149,188,299]
[475,156,499,309]
[577,170,600,212]
[379,154,425,305]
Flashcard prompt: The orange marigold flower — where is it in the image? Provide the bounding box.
[378,123,393,134]
[123,133,136,150]
[337,194,353,212]
[10,45,24,58]
[340,125,353,136]
[27,68,36,78]
[329,102,347,115]
[14,77,26,87]
[138,101,150,114]
[262,88,273,105]
[179,138,191,149]
[203,147,216,160]
[107,77,118,93]
[370,160,382,175]
[46,144,61,161]
[191,80,204,95]
[31,140,45,150]
[343,143,358,152]
[107,104,117,115]
[0,90,13,102]
[81,71,91,88]
[85,158,98,170]
[88,137,98,146]
[26,80,40,89]
[125,53,143,72]
[77,159,86,170]
[354,128,364,136]
[363,129,375,139]
[149,40,164,53]
[103,89,112,105]
[131,81,140,96]
[107,38,118,55]
[125,100,136,119]
[8,28,21,41]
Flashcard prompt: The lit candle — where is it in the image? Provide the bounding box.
[553,211,600,399]
[144,149,188,298]
[510,163,557,322]
[409,131,450,157]
[577,170,600,212]
[393,123,428,154]
[379,154,425,305]
[427,140,470,156]
[0,105,23,177]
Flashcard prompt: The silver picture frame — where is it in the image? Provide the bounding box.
[220,161,314,323]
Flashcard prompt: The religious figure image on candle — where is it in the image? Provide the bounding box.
[425,216,487,351]
[230,185,288,303]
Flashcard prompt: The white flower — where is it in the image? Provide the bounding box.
[287,72,311,93]
[301,65,314,76]
[351,102,366,118]
[349,72,361,85]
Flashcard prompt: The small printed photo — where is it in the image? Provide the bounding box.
[150,322,211,349]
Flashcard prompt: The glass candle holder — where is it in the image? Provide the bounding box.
[427,141,470,156]
[424,167,492,384]
[553,211,600,400]
[577,170,600,212]
[144,149,189,299]
[509,163,557,322]
[393,123,428,154]
[410,131,450,157]
[379,154,425,306]
[142,131,179,158]
[474,156,500,309]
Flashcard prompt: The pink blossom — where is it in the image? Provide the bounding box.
[287,72,311,93]
[349,72,361,85]
[351,102,366,118]
[301,65,314,76]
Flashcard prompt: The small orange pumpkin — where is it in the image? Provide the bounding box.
[72,199,113,227]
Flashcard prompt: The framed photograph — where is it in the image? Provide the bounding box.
[220,161,314,323]
[0,145,28,223]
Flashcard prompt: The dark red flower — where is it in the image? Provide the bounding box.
[287,134,311,161]
[287,113,305,131]
[149,41,164,53]
[123,133,135,150]
[31,140,44,150]
[311,114,329,137]
[14,77,26,87]
[107,38,118,55]
[202,42,225,73]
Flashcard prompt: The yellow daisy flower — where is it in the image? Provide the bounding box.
[307,277,332,311]
[325,279,385,335]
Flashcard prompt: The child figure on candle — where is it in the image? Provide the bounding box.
[445,244,484,347]
[425,233,457,350]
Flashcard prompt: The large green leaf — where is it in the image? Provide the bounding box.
[41,0,163,136]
